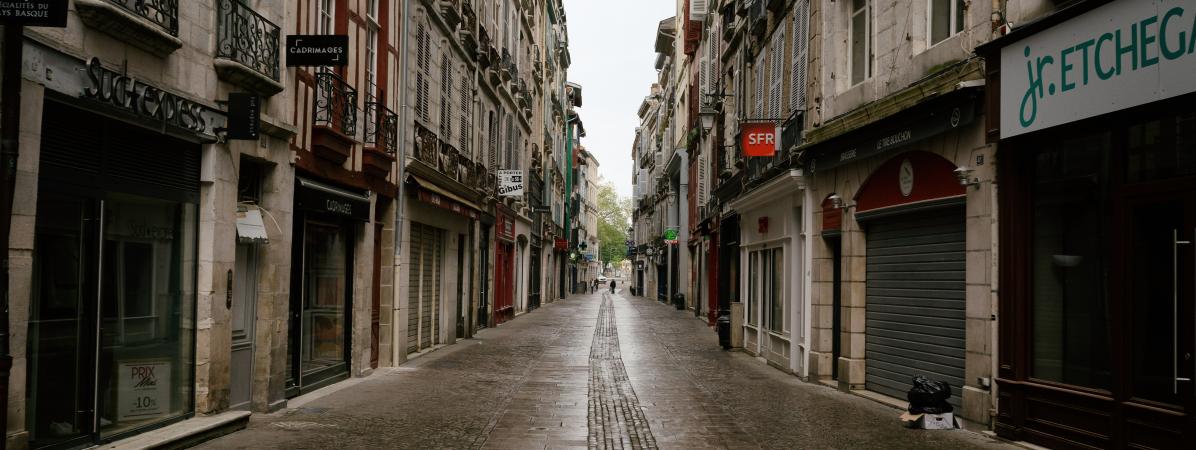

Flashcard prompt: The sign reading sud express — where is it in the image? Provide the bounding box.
[741,122,780,157]
[1001,0,1196,138]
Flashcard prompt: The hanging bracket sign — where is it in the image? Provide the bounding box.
[0,0,68,27]
[741,121,780,157]
[498,170,525,197]
[224,93,260,140]
[286,35,349,66]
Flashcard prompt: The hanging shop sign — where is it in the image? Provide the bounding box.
[225,93,261,140]
[116,361,171,421]
[1000,0,1196,138]
[554,238,569,251]
[0,0,67,27]
[662,228,679,245]
[740,122,780,157]
[498,170,525,197]
[286,35,349,66]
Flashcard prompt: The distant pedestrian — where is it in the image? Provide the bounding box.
[609,279,616,294]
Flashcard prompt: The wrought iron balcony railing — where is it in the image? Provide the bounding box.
[217,0,281,82]
[107,0,178,36]
[314,71,358,137]
[364,102,398,154]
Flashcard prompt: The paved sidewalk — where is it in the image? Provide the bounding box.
[197,290,1013,449]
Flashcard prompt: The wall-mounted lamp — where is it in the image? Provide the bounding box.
[828,193,853,210]
[954,166,980,187]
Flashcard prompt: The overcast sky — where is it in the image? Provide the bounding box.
[563,0,675,198]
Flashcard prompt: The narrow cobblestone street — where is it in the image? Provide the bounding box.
[198,291,1013,449]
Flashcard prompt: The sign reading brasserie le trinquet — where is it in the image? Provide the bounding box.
[498,170,525,197]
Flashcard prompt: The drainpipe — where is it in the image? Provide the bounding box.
[392,0,412,364]
[563,113,574,298]
[0,25,24,450]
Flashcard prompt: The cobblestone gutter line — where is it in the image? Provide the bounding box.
[588,294,659,450]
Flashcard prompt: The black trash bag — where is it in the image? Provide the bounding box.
[907,376,953,414]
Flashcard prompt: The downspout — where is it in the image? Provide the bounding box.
[563,113,574,297]
[0,25,23,450]
[392,0,412,364]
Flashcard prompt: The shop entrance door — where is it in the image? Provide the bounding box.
[230,243,258,410]
[1121,189,1196,446]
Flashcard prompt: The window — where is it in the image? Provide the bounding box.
[747,252,758,325]
[415,22,431,123]
[850,0,872,84]
[441,54,453,139]
[768,27,784,119]
[1031,131,1112,389]
[791,1,808,111]
[767,248,785,332]
[365,0,379,101]
[318,0,334,34]
[928,0,965,46]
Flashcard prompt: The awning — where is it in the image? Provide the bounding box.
[407,175,480,219]
[296,177,372,221]
[235,206,270,244]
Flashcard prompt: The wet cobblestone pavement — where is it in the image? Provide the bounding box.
[198,290,1015,449]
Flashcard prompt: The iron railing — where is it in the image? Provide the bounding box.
[216,0,281,81]
[364,101,398,154]
[107,0,178,36]
[314,71,358,136]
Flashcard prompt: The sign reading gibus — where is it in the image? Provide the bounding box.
[1000,0,1196,138]
[741,122,779,157]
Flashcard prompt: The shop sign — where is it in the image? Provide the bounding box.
[225,93,260,140]
[0,0,67,27]
[81,57,221,139]
[496,210,516,242]
[741,122,779,157]
[554,238,569,251]
[1001,0,1196,138]
[296,178,371,221]
[809,96,976,172]
[498,170,524,197]
[286,35,349,66]
[417,190,480,219]
[116,361,171,421]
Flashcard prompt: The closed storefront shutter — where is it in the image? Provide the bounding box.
[864,207,966,408]
[408,221,445,354]
[407,223,423,354]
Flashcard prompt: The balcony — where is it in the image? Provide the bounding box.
[363,102,398,177]
[437,0,461,29]
[215,0,283,96]
[744,151,787,188]
[477,26,492,68]
[460,2,477,54]
[312,71,358,163]
[500,49,514,82]
[76,0,181,56]
[749,0,767,38]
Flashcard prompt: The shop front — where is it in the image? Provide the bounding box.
[729,170,808,374]
[493,208,517,324]
[981,1,1196,446]
[27,89,209,447]
[287,178,371,396]
[804,85,996,424]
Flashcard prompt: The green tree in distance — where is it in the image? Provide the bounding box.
[596,181,631,266]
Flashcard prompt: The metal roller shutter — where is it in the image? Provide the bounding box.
[864,207,966,408]
[407,223,423,354]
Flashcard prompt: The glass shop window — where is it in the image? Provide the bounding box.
[1030,131,1113,389]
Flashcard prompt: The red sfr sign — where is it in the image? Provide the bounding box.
[741,122,779,157]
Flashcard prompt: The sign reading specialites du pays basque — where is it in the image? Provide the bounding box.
[286,35,350,66]
[0,0,67,27]
[1000,0,1196,138]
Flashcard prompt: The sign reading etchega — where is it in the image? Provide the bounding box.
[1001,0,1196,138]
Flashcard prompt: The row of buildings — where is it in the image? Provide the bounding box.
[630,0,1196,448]
[0,0,600,448]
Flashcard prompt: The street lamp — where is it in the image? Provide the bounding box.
[699,105,716,133]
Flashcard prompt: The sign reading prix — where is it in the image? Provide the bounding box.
[0,0,67,27]
[741,122,780,157]
[117,361,171,421]
[497,170,525,197]
[286,35,350,66]
[1000,0,1196,138]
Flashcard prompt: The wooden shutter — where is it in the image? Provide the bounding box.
[460,74,471,155]
[791,1,808,112]
[690,0,707,20]
[754,54,764,118]
[441,54,453,139]
[769,28,784,119]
